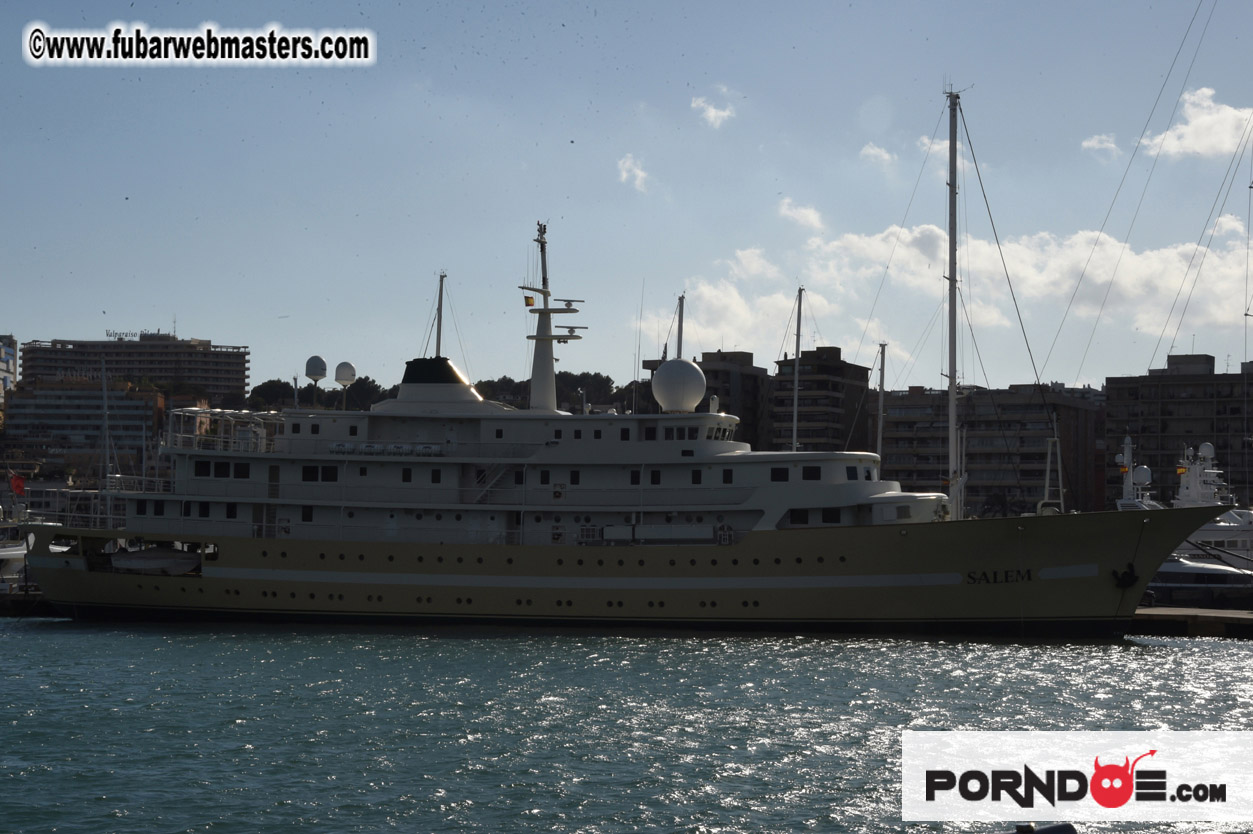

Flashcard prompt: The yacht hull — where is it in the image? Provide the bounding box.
[25,505,1219,635]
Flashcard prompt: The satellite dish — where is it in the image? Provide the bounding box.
[305,355,327,383]
[334,361,357,388]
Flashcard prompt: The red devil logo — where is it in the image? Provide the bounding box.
[1090,750,1156,808]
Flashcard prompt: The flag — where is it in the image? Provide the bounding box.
[7,470,24,497]
[524,296,535,307]
[1177,466,1187,475]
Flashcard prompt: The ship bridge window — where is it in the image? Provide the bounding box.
[687,427,699,440]
[195,460,211,477]
[645,427,657,441]
[233,463,250,479]
[864,468,872,481]
[215,461,230,478]
[154,501,165,517]
[771,468,788,482]
[789,508,809,525]
[292,423,301,434]
[136,499,147,515]
[302,466,317,482]
[664,427,675,441]
[846,466,858,481]
[803,466,821,481]
[822,507,841,524]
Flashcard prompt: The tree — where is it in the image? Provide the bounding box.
[248,379,296,410]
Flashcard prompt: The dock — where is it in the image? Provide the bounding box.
[1131,606,1253,638]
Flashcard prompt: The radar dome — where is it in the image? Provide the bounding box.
[1199,442,1216,459]
[305,355,327,383]
[334,361,357,388]
[653,358,706,413]
[1133,465,1152,486]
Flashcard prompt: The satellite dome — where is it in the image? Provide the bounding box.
[1199,442,1216,459]
[334,361,357,388]
[1133,465,1152,486]
[305,355,327,383]
[653,358,706,413]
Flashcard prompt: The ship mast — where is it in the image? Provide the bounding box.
[521,222,583,411]
[946,90,964,520]
[435,270,445,357]
[792,287,803,451]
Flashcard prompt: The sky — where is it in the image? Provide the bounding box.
[4,0,1253,401]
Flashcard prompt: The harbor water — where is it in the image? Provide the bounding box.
[3,619,1252,833]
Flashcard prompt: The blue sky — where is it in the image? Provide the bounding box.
[4,1,1253,399]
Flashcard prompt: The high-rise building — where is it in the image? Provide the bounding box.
[770,346,872,452]
[880,383,1104,515]
[20,332,248,407]
[0,334,17,410]
[1104,354,1253,507]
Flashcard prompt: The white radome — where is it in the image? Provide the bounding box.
[653,358,706,413]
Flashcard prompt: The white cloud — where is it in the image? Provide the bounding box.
[719,247,783,283]
[1213,213,1246,237]
[1141,87,1253,158]
[1081,133,1121,157]
[778,197,824,232]
[859,142,896,167]
[691,95,735,129]
[617,153,649,192]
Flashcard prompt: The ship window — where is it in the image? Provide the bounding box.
[803,466,821,481]
[897,505,912,520]
[681,449,694,457]
[495,429,503,439]
[182,501,192,518]
[514,470,524,485]
[359,467,368,477]
[226,503,237,519]
[687,427,699,440]
[402,467,412,483]
[311,424,321,435]
[302,466,318,482]
[822,507,841,524]
[215,461,230,478]
[771,468,788,482]
[620,428,628,441]
[570,471,580,485]
[595,429,603,439]
[846,466,858,481]
[664,427,675,440]
[431,469,442,484]
[789,508,809,525]
[651,470,661,485]
[540,470,551,485]
[349,425,358,436]
[574,430,582,440]
[864,468,872,481]
[645,427,657,441]
[199,502,210,518]
[630,470,641,486]
[302,505,313,522]
[692,470,702,485]
[233,463,250,479]
[194,460,210,477]
[153,501,165,517]
[554,429,562,440]
[136,499,147,515]
[292,423,301,434]
[723,469,733,484]
[321,466,338,482]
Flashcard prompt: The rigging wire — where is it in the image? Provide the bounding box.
[852,102,948,365]
[1040,0,1210,378]
[1163,109,1253,358]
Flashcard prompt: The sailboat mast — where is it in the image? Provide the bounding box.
[435,270,445,357]
[676,293,685,359]
[792,287,803,452]
[947,90,963,520]
[877,342,886,457]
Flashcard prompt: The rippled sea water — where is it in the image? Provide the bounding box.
[3,619,1253,834]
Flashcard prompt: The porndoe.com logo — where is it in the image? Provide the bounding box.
[902,731,1253,823]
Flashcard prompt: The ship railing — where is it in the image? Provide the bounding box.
[104,475,173,494]
[28,490,129,531]
[460,485,755,507]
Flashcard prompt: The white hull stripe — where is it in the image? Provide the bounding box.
[203,567,970,590]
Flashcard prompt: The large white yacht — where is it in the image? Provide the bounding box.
[22,222,1221,634]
